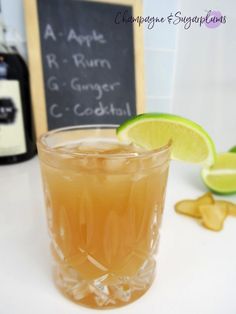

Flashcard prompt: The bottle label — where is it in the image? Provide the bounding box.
[0,80,26,156]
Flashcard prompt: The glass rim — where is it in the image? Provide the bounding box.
[37,124,172,159]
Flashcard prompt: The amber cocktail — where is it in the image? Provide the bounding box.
[37,125,171,309]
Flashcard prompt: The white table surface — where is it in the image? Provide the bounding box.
[0,157,236,314]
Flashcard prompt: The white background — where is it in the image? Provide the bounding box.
[0,1,236,313]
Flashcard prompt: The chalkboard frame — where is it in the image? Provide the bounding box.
[24,0,144,137]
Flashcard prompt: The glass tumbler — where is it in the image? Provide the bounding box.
[37,125,171,309]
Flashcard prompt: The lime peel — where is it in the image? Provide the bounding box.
[229,146,236,153]
[117,113,216,166]
[201,152,236,195]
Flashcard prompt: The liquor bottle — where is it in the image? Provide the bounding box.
[0,4,36,164]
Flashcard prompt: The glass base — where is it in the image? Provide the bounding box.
[53,258,156,309]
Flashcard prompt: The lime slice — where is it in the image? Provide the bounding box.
[229,146,236,153]
[117,113,216,165]
[201,153,236,195]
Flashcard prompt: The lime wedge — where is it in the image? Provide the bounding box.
[201,153,236,195]
[117,113,216,165]
[229,146,236,153]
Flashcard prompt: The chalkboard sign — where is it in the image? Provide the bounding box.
[24,0,144,137]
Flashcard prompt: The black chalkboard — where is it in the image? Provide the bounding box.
[35,0,139,130]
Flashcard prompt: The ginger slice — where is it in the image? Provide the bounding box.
[196,192,214,206]
[175,200,201,218]
[215,200,236,216]
[175,192,236,231]
[175,192,214,218]
[199,204,228,231]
